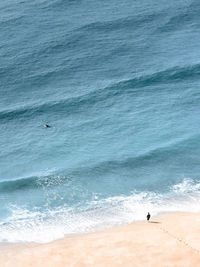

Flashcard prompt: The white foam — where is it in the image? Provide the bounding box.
[1,178,200,244]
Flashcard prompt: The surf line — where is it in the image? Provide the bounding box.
[155,224,200,255]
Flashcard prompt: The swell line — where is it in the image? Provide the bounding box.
[2,133,198,194]
[1,63,200,122]
[0,174,71,193]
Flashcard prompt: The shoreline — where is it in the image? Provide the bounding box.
[1,212,200,266]
[0,210,185,246]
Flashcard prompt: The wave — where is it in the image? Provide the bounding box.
[1,63,200,122]
[1,0,199,84]
[0,8,167,65]
[0,4,192,85]
[40,0,83,10]
[38,0,199,35]
[156,0,200,34]
[1,132,199,194]
[0,174,70,193]
[77,133,200,176]
[0,14,25,28]
[74,12,163,34]
[0,178,200,243]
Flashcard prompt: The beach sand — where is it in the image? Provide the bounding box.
[1,212,200,267]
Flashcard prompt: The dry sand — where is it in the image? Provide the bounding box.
[1,212,200,267]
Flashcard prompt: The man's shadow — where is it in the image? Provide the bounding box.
[148,221,161,224]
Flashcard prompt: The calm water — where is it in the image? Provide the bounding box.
[1,0,200,243]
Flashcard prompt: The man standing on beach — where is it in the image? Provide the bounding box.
[147,212,151,221]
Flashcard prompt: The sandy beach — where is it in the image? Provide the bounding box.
[0,212,200,267]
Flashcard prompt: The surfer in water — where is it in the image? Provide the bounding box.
[147,212,151,221]
[44,124,51,128]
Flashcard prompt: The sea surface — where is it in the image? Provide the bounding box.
[1,0,200,243]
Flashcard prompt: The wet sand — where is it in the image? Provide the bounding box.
[1,212,200,267]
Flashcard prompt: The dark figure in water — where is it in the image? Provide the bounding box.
[44,124,51,128]
[147,212,151,221]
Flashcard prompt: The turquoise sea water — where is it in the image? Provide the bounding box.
[1,0,200,243]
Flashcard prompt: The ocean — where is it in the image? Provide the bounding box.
[1,0,200,243]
